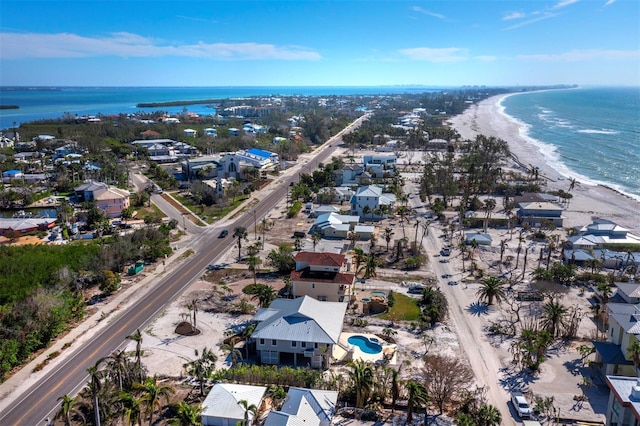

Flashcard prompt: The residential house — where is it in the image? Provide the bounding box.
[311,212,360,239]
[0,218,56,236]
[263,387,338,426]
[563,219,640,267]
[290,252,355,303]
[204,128,218,137]
[201,383,267,426]
[593,302,637,376]
[464,232,493,246]
[605,376,640,425]
[183,128,197,138]
[363,154,397,177]
[350,185,396,220]
[228,128,240,136]
[251,296,347,367]
[93,186,131,218]
[516,201,564,227]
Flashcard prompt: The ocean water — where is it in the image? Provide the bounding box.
[0,85,434,130]
[499,87,640,201]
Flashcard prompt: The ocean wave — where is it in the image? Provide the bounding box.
[576,129,619,135]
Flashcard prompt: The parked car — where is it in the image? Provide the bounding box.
[511,391,532,418]
[218,229,228,238]
[407,285,425,294]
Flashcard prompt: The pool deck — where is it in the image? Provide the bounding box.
[336,332,397,364]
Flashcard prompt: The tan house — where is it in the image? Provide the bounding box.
[290,252,355,302]
[94,186,131,218]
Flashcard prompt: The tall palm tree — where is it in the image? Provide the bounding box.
[55,394,76,426]
[405,380,428,424]
[352,247,366,276]
[173,401,204,426]
[311,232,321,251]
[86,363,103,426]
[183,347,217,396]
[347,359,374,408]
[128,329,144,382]
[476,276,506,306]
[233,226,248,260]
[237,399,258,426]
[136,375,175,426]
[362,253,378,279]
[482,198,496,233]
[105,349,129,390]
[383,227,394,253]
[541,299,568,337]
[247,255,262,284]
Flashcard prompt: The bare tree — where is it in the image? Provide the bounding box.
[421,354,474,414]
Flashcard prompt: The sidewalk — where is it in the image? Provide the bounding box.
[0,244,192,413]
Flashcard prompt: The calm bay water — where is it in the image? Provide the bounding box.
[0,86,430,130]
[500,87,640,201]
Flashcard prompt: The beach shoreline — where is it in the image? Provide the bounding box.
[447,94,640,235]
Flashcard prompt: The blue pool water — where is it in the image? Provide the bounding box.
[347,335,382,354]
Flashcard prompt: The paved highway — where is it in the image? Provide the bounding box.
[0,115,367,425]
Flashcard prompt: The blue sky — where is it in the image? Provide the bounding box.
[1,0,638,87]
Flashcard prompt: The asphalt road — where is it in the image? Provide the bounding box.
[0,116,365,426]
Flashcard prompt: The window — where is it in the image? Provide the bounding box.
[292,341,297,348]
[259,338,265,345]
[272,339,277,346]
[312,283,315,289]
[314,343,319,349]
[301,342,306,348]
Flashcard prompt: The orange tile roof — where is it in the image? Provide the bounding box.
[294,251,346,267]
[290,269,355,285]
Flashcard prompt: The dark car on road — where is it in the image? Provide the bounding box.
[407,285,425,294]
[218,229,228,238]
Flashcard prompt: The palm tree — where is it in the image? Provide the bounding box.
[184,347,217,396]
[237,399,258,426]
[128,329,144,382]
[389,368,401,413]
[477,403,502,426]
[233,226,248,260]
[627,339,640,369]
[482,198,496,233]
[347,359,374,408]
[119,392,142,426]
[220,341,243,367]
[362,205,371,221]
[245,284,276,308]
[55,394,76,426]
[86,363,103,426]
[362,253,378,279]
[383,227,394,252]
[247,255,262,284]
[352,247,366,276]
[105,349,129,390]
[476,276,506,306]
[381,327,397,340]
[173,401,204,426]
[540,299,568,337]
[136,375,175,426]
[311,232,321,251]
[406,380,428,423]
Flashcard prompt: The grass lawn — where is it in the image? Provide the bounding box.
[172,193,249,224]
[377,292,421,322]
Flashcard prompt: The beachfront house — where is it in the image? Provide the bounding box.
[263,387,338,426]
[251,296,347,368]
[311,212,360,239]
[593,302,638,377]
[516,201,564,227]
[201,383,267,426]
[290,252,355,302]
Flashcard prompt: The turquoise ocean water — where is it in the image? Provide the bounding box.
[500,87,640,201]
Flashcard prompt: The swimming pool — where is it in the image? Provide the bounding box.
[371,291,386,299]
[347,335,383,354]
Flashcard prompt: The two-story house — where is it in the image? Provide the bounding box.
[349,185,396,220]
[516,201,564,227]
[251,296,347,368]
[290,252,355,303]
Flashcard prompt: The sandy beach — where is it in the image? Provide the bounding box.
[448,94,640,235]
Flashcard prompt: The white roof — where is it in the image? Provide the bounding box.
[264,388,338,426]
[252,296,347,344]
[201,383,267,421]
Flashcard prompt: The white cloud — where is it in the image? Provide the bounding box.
[0,32,322,60]
[603,0,616,5]
[518,49,640,61]
[552,0,580,9]
[502,11,526,20]
[398,47,468,62]
[411,6,446,20]
[503,13,557,30]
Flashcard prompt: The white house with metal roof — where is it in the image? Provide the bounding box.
[263,387,338,426]
[251,296,347,368]
[605,376,640,425]
[201,383,267,426]
[349,185,396,219]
